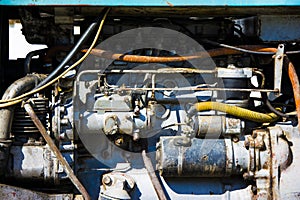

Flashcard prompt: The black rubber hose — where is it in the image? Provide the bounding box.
[261,93,290,118]
[24,48,48,75]
[0,74,47,139]
[35,8,109,89]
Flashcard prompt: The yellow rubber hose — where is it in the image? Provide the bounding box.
[193,102,278,123]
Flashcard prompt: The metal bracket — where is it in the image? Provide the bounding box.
[273,44,285,96]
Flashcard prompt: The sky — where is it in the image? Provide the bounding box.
[9,22,47,60]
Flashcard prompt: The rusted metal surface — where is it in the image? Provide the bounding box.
[157,137,248,177]
[245,130,271,200]
[268,127,284,200]
[24,103,91,200]
[286,58,300,129]
[83,45,277,63]
[142,150,167,200]
[0,184,73,200]
[244,127,290,200]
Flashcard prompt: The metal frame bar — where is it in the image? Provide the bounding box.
[1,0,300,6]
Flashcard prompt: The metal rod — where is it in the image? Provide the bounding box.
[106,69,216,74]
[24,103,91,200]
[116,87,277,92]
[142,150,167,200]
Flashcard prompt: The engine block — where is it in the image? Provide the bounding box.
[0,6,300,200]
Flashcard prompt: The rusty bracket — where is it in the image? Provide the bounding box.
[24,103,91,200]
[273,44,285,97]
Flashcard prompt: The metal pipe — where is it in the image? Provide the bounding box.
[24,48,47,75]
[106,68,216,74]
[188,102,278,123]
[117,87,277,92]
[286,58,300,125]
[0,74,46,140]
[142,150,167,200]
[24,103,91,200]
[83,46,277,63]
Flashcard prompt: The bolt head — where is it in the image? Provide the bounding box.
[103,175,112,186]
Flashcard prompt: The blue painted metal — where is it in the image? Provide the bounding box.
[259,15,300,41]
[1,0,300,6]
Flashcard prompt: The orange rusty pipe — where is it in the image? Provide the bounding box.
[82,46,277,63]
[286,58,300,126]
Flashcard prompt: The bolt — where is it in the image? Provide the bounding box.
[232,136,239,143]
[244,139,249,149]
[133,131,140,141]
[277,55,282,59]
[60,106,65,113]
[124,97,130,103]
[115,138,123,146]
[251,185,257,194]
[202,155,208,161]
[134,106,140,115]
[243,172,250,180]
[60,118,69,125]
[103,176,112,186]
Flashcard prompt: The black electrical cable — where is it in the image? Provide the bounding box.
[261,93,290,118]
[200,39,275,55]
[254,70,290,118]
[201,39,300,55]
[286,50,300,54]
[266,100,290,118]
[35,8,110,89]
